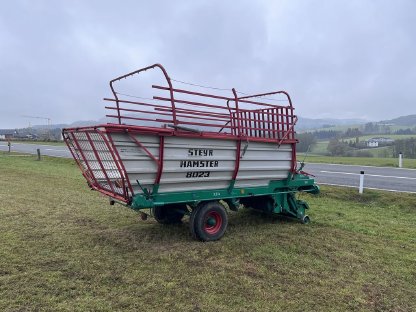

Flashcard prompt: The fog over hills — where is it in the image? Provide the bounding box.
[380,115,416,127]
[4,114,415,133]
[296,117,367,130]
[26,116,367,130]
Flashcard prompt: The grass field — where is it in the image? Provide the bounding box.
[309,125,416,133]
[6,140,65,146]
[309,140,329,154]
[1,153,416,311]
[355,134,416,141]
[310,141,400,158]
[298,154,416,169]
[308,134,416,157]
[358,146,392,158]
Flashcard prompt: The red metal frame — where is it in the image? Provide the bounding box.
[126,131,165,185]
[64,64,300,202]
[105,130,133,199]
[156,136,165,185]
[63,127,133,203]
[85,132,115,194]
[65,132,98,187]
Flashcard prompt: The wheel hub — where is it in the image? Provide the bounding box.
[204,211,222,234]
[207,217,216,226]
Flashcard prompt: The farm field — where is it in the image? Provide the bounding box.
[309,140,329,154]
[309,124,415,133]
[357,146,393,158]
[1,153,416,311]
[3,140,65,146]
[357,134,416,141]
[307,134,415,157]
[298,154,416,169]
[309,142,394,158]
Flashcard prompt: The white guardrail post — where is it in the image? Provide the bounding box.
[359,170,364,194]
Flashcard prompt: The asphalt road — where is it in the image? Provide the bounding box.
[304,163,416,194]
[2,141,415,194]
[0,141,71,158]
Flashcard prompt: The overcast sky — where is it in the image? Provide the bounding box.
[1,0,415,128]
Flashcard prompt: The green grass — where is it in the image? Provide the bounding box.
[309,124,416,133]
[355,134,416,141]
[1,152,416,311]
[308,124,363,132]
[309,134,415,157]
[358,146,392,158]
[6,140,65,146]
[298,154,416,169]
[310,145,394,158]
[310,140,329,154]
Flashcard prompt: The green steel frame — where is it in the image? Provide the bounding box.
[129,172,319,221]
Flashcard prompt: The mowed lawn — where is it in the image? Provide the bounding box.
[1,153,415,311]
[297,154,416,169]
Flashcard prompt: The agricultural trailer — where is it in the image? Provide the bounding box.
[63,64,319,241]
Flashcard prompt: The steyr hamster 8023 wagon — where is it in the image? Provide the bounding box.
[63,64,319,241]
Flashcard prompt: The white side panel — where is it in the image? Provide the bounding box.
[110,133,293,194]
[159,137,235,192]
[110,133,159,192]
[236,142,292,188]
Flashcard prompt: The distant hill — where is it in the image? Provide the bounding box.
[380,114,416,127]
[296,117,367,130]
[31,120,102,129]
[7,114,415,135]
[31,123,67,129]
[8,116,369,133]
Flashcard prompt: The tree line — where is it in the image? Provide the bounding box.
[392,138,416,158]
[297,132,416,159]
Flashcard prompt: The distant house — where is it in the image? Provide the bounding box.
[0,129,15,140]
[367,140,378,147]
[366,137,394,148]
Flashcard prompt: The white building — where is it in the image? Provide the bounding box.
[366,137,394,148]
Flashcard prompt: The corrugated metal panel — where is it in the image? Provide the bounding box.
[110,133,159,192]
[236,142,292,188]
[109,133,292,194]
[159,137,234,192]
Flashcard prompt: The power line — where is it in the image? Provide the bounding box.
[115,79,288,103]
[115,92,156,101]
[171,78,288,102]
[171,78,231,91]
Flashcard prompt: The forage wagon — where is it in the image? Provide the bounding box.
[63,64,319,241]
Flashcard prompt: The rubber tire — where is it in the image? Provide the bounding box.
[189,207,198,240]
[153,204,187,224]
[191,201,228,242]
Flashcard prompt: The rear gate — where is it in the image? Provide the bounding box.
[63,128,132,202]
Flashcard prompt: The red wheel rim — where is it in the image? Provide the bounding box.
[204,211,222,235]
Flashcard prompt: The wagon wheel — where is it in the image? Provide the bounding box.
[189,201,228,241]
[153,204,187,224]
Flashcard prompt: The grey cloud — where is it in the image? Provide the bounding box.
[0,0,415,128]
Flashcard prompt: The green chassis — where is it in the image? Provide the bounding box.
[128,173,319,221]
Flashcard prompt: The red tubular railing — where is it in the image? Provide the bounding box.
[64,64,297,203]
[63,64,301,203]
[63,128,133,203]
[109,64,177,125]
[105,64,297,144]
